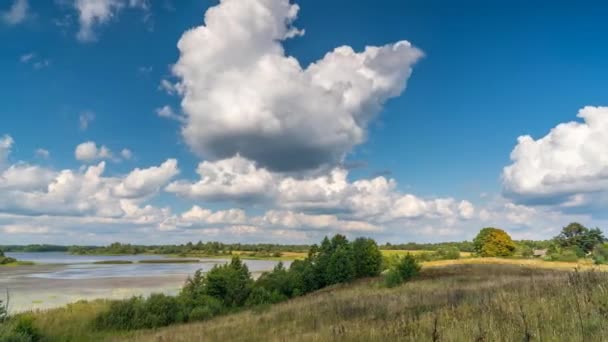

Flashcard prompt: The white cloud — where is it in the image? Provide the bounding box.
[166,155,275,202]
[257,210,382,232]
[113,159,179,198]
[0,164,55,191]
[180,205,247,225]
[79,111,95,130]
[172,0,422,171]
[155,105,184,122]
[75,141,113,162]
[35,148,50,159]
[2,0,28,26]
[74,0,149,42]
[503,106,608,208]
[20,53,35,63]
[3,224,49,234]
[120,148,132,160]
[167,155,474,225]
[0,135,14,169]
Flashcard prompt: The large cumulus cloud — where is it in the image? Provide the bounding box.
[503,106,608,209]
[170,0,423,172]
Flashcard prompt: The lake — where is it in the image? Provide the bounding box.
[0,252,287,313]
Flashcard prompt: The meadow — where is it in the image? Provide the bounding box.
[3,259,607,341]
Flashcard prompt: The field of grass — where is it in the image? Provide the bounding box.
[380,249,473,258]
[12,260,608,341]
[127,264,608,341]
[422,256,606,271]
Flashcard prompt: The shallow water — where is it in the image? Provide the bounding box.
[0,252,287,313]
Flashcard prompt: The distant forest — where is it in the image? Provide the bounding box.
[1,239,552,255]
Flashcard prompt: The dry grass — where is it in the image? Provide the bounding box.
[422,256,606,270]
[380,249,472,258]
[124,263,608,342]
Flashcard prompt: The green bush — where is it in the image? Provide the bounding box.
[0,315,42,342]
[434,246,460,260]
[383,254,421,288]
[395,254,421,280]
[546,248,579,262]
[383,269,404,288]
[94,296,144,330]
[593,243,608,264]
[188,296,223,321]
[138,293,183,328]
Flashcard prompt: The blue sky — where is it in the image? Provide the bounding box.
[1,0,608,245]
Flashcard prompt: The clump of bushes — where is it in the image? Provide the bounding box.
[545,247,580,262]
[0,314,42,342]
[384,254,421,288]
[592,243,608,264]
[0,250,17,265]
[94,234,385,331]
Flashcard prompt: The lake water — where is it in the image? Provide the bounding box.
[0,252,287,313]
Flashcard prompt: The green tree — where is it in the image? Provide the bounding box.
[473,227,516,257]
[204,257,253,307]
[554,222,605,255]
[326,243,355,284]
[352,237,383,278]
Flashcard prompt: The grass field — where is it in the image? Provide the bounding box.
[126,263,608,341]
[380,249,473,258]
[13,259,608,341]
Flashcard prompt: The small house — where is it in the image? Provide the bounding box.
[533,249,547,258]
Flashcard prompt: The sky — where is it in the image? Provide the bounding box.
[1,0,608,245]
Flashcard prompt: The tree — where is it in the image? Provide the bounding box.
[203,257,253,307]
[473,227,516,257]
[352,237,383,277]
[554,222,605,255]
[326,244,355,284]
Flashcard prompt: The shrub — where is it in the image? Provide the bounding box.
[384,254,421,288]
[593,243,608,264]
[473,227,516,257]
[546,248,579,262]
[255,262,297,298]
[0,249,17,265]
[395,254,421,280]
[0,315,42,342]
[434,246,460,260]
[383,269,404,288]
[188,296,223,322]
[516,244,534,258]
[245,286,286,307]
[138,293,182,328]
[94,297,144,330]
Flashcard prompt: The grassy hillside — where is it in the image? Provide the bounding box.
[123,263,608,341]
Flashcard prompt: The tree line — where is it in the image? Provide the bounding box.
[93,235,420,332]
[472,222,608,264]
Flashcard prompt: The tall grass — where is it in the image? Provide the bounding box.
[129,264,608,341]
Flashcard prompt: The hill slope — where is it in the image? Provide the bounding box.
[125,264,608,341]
